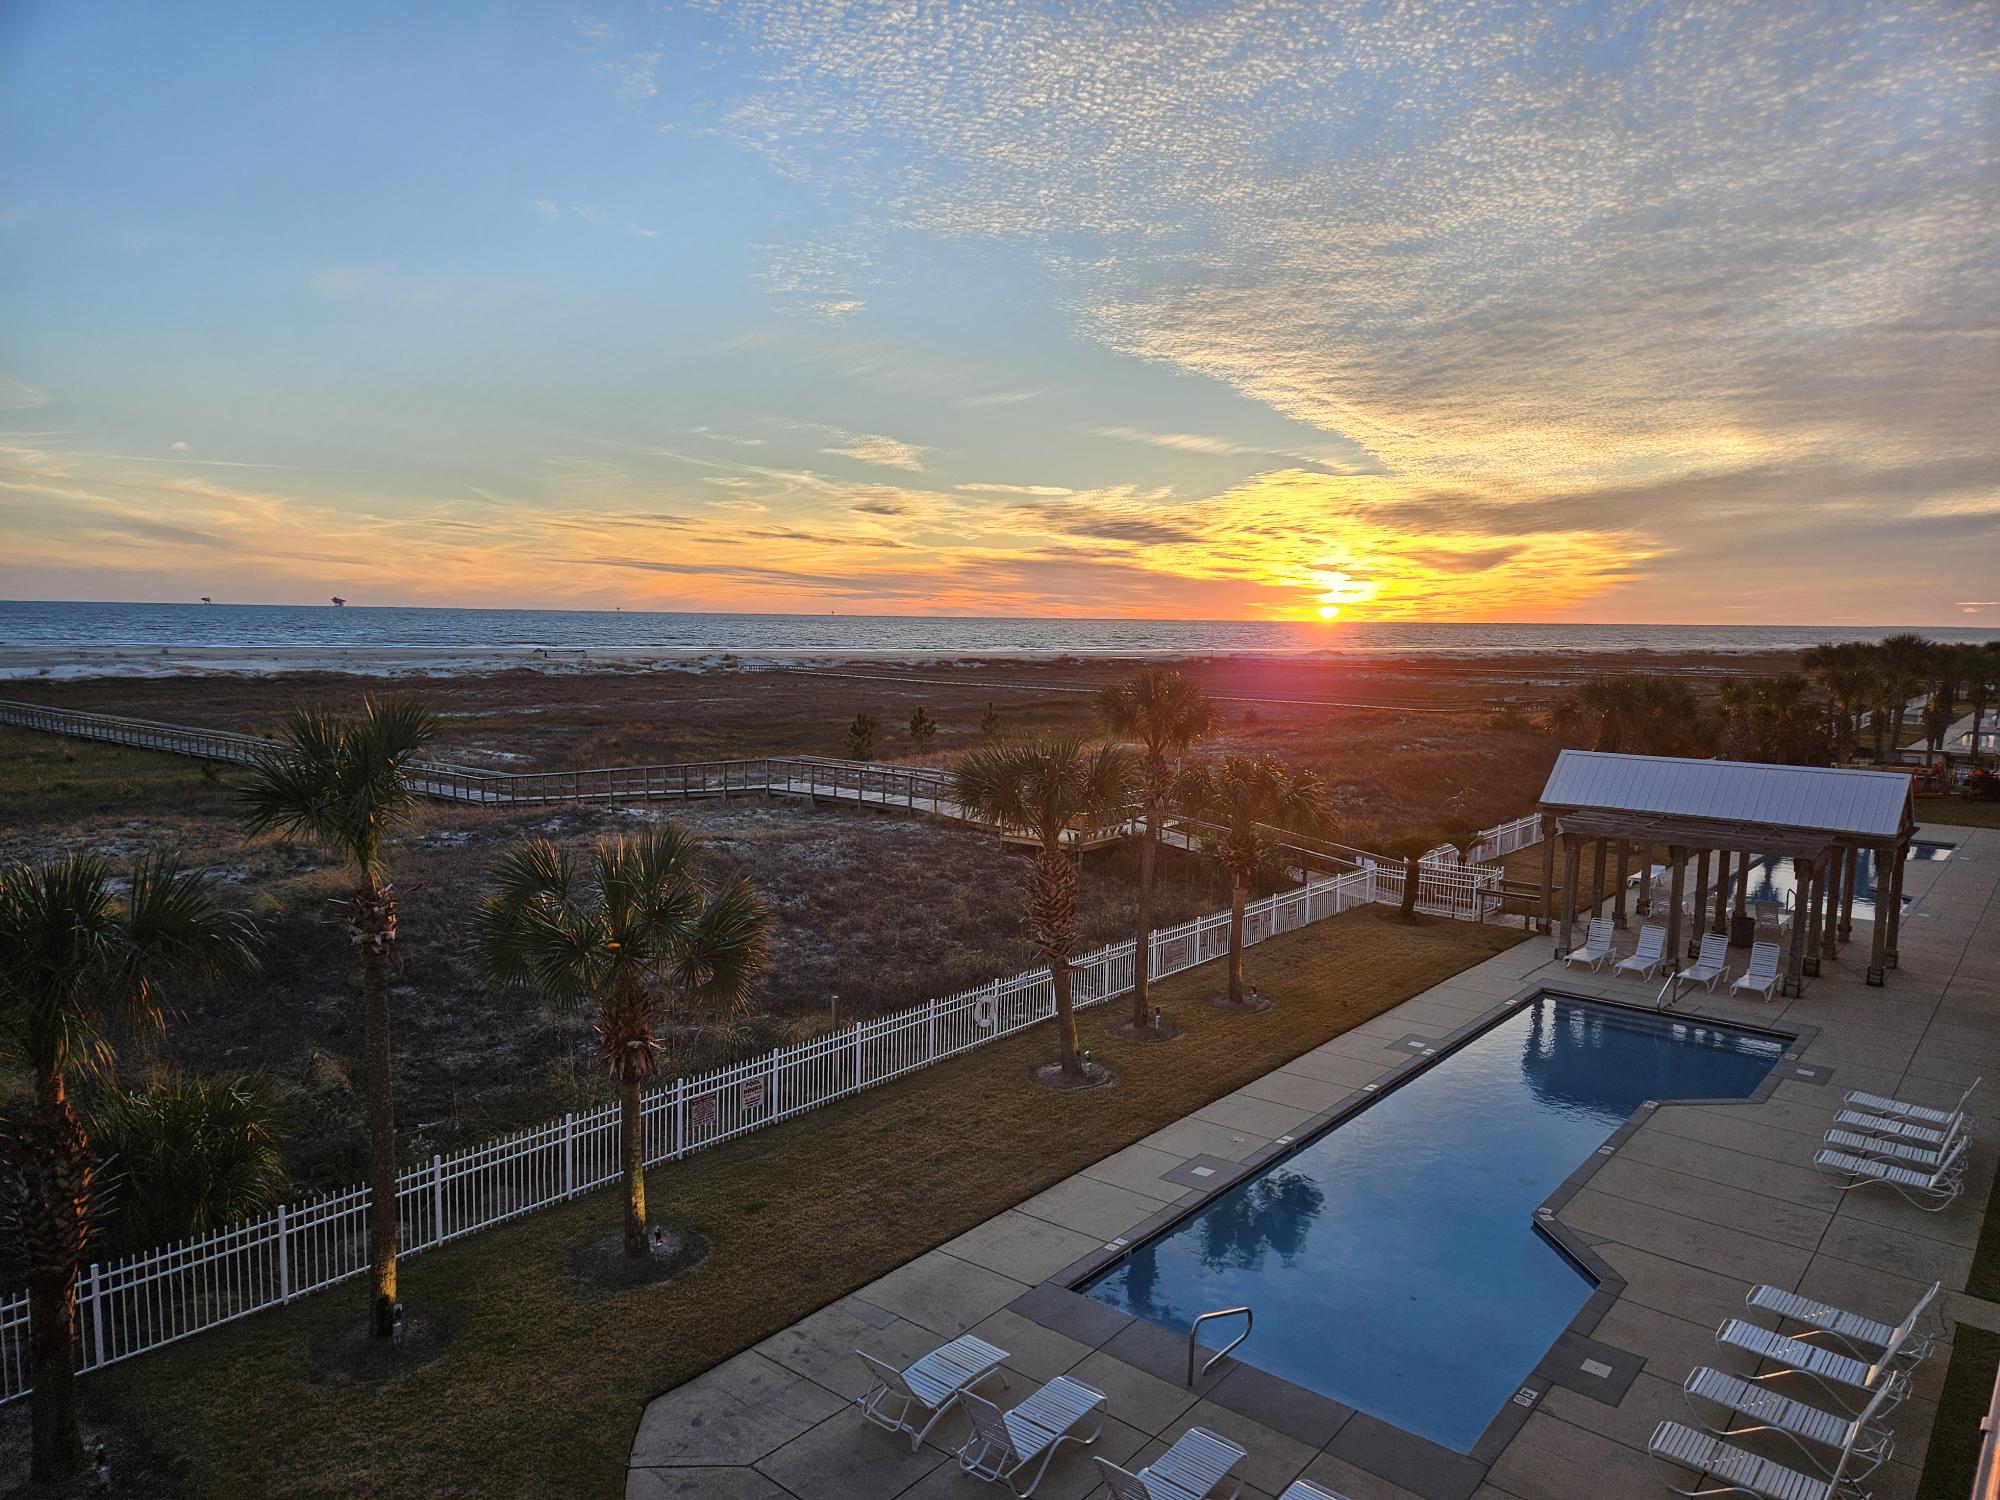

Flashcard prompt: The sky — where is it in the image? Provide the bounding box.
[1,1,1996,625]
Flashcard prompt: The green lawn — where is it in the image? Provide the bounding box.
[62,907,1519,1499]
[1917,1148,2000,1497]
[1917,797,2000,832]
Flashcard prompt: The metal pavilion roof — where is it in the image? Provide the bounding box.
[1538,750,1915,846]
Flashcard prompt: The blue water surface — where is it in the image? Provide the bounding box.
[1082,996,1783,1452]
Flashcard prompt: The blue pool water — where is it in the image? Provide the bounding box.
[1081,996,1784,1452]
[1734,838,1952,920]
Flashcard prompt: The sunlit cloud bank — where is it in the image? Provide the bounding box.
[3,0,1995,621]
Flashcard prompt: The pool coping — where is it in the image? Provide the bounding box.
[1009,982,1818,1500]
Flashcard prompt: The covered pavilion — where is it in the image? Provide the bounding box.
[1535,750,1917,994]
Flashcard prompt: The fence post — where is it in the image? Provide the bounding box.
[563,1112,576,1196]
[431,1155,445,1245]
[673,1078,686,1159]
[277,1204,291,1303]
[927,998,937,1060]
[854,1022,864,1091]
[88,1264,106,1367]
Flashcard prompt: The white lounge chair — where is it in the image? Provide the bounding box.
[1680,1365,1893,1478]
[1683,933,1730,991]
[1563,917,1616,972]
[1094,1426,1248,1500]
[1651,1378,1896,1499]
[1817,1136,1968,1212]
[856,1332,1008,1450]
[1715,1319,1907,1412]
[1614,924,1668,980]
[1279,1483,1351,1500]
[1745,1281,1939,1364]
[1845,1077,1980,1128]
[1730,942,1783,1002]
[956,1375,1106,1496]
[1832,1108,1957,1148]
[1824,1125,1961,1171]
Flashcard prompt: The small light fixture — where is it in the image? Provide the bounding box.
[1151,1006,1163,1029]
[92,1442,110,1491]
[391,1302,406,1347]
[649,1223,668,1257]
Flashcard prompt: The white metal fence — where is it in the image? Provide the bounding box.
[0,850,1510,1404]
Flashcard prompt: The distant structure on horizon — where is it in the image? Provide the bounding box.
[199,596,211,604]
[330,596,346,607]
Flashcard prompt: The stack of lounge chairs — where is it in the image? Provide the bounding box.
[1815,1078,1979,1210]
[854,1331,1347,1497]
[1650,1281,1941,1498]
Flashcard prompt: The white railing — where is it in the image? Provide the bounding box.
[0,864,1392,1404]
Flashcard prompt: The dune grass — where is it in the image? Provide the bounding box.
[50,907,1519,1499]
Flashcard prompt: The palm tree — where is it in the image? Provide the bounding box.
[0,854,255,1481]
[1801,641,1879,763]
[1920,645,1961,758]
[1545,675,1703,756]
[92,1072,287,1258]
[1872,633,1933,761]
[1964,644,1999,767]
[953,737,1137,1077]
[477,830,770,1256]
[1173,755,1328,1005]
[1097,668,1218,1028]
[237,696,438,1338]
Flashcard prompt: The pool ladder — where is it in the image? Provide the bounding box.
[1187,1305,1253,1387]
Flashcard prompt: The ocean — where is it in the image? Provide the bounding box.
[0,600,1992,660]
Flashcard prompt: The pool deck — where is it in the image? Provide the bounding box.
[627,824,1999,1500]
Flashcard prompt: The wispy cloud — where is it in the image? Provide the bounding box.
[821,433,925,471]
[958,482,1073,496]
[0,376,47,411]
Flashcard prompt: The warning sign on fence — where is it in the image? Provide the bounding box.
[740,1076,767,1113]
[688,1092,718,1131]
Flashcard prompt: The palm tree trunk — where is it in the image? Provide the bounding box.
[620,1070,648,1257]
[1400,854,1421,919]
[1130,802,1158,1025]
[357,878,399,1338]
[22,1070,89,1482]
[1226,878,1248,1005]
[1033,843,1082,1076]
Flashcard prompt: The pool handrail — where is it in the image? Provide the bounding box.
[1188,1305,1253,1387]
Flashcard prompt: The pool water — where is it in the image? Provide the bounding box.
[1081,996,1784,1452]
[1733,838,1952,920]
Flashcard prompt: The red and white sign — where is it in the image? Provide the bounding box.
[688,1092,718,1131]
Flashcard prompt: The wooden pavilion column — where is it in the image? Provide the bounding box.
[1867,841,1891,986]
[1709,849,1730,934]
[1637,848,1654,917]
[1802,857,1825,978]
[1784,855,1815,997]
[1689,850,1712,958]
[1612,840,1631,928]
[1820,854,1841,966]
[1664,846,1687,976]
[1537,813,1557,935]
[1884,837,1908,969]
[1838,846,1858,940]
[1591,838,1610,922]
[1557,834,1582,958]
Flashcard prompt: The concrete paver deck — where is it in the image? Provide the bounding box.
[628,824,1997,1500]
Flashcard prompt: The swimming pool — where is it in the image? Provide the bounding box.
[1732,838,1952,920]
[1080,995,1785,1452]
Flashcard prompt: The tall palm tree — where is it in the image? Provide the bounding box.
[477,830,770,1256]
[1173,755,1328,1005]
[1920,645,1961,758]
[0,854,255,1481]
[237,696,438,1337]
[1097,668,1218,1028]
[1801,641,1877,762]
[1872,633,1933,761]
[953,737,1137,1077]
[1963,644,1999,767]
[1546,675,1703,757]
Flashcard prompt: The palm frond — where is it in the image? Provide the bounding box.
[672,877,772,1015]
[237,697,439,874]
